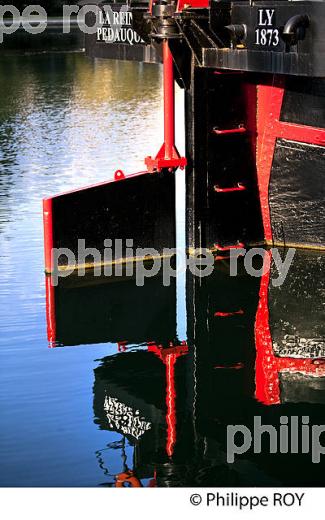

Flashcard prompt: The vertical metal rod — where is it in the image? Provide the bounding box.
[163,39,175,159]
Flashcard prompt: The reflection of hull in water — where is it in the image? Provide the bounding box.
[45,272,176,347]
[269,250,325,358]
[86,253,325,486]
[255,249,325,406]
[189,259,325,485]
[93,345,190,485]
[94,351,166,480]
[44,234,325,485]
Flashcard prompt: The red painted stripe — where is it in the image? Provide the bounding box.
[256,82,284,243]
[43,198,54,274]
[254,251,325,405]
[45,275,56,347]
[254,251,280,405]
[275,121,325,146]
[44,170,148,201]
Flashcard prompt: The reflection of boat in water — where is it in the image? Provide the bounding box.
[255,249,325,405]
[94,342,189,487]
[40,0,325,487]
[46,271,176,347]
[46,248,325,486]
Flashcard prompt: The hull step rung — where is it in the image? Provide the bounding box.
[213,183,246,193]
[214,310,244,317]
[212,126,246,135]
[214,242,245,251]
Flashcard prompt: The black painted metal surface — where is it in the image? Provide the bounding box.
[269,140,325,248]
[280,77,325,128]
[185,69,264,252]
[85,3,162,63]
[203,1,325,76]
[85,1,325,76]
[52,171,176,267]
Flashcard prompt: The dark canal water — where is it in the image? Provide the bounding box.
[0,49,325,487]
